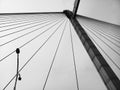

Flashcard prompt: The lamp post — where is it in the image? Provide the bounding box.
[14,48,21,90]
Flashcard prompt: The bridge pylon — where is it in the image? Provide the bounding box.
[63,10,120,90]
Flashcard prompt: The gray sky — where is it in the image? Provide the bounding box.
[0,14,107,90]
[78,0,120,25]
[0,0,120,25]
[0,0,120,90]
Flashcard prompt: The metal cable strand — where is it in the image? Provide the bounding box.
[0,14,55,24]
[0,14,62,25]
[87,23,120,41]
[92,22,120,39]
[86,31,120,71]
[0,16,57,38]
[77,18,120,39]
[0,17,62,47]
[0,19,34,25]
[85,24,120,48]
[0,15,56,32]
[0,18,64,62]
[69,22,79,90]
[3,18,65,90]
[0,14,49,25]
[0,20,38,28]
[42,20,67,90]
[19,19,65,49]
[0,17,29,24]
[81,24,120,56]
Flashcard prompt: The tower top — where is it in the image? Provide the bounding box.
[73,0,80,17]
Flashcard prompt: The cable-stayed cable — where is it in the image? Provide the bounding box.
[3,18,66,90]
[81,24,120,56]
[0,14,53,23]
[0,16,59,38]
[69,22,79,90]
[0,15,56,32]
[0,18,64,62]
[87,32,120,71]
[91,22,120,38]
[0,14,49,25]
[85,24,120,48]
[42,20,67,90]
[0,20,38,28]
[87,23,120,41]
[0,17,62,47]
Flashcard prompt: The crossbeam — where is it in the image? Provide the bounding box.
[0,12,62,15]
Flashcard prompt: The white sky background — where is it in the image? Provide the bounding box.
[0,0,120,25]
[0,14,107,90]
[78,0,120,25]
[0,0,120,90]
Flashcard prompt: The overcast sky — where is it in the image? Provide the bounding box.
[0,0,120,25]
[0,0,120,90]
[0,14,108,90]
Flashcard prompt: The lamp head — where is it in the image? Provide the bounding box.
[18,74,22,81]
[16,48,20,54]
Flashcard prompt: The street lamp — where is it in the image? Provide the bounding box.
[14,48,22,90]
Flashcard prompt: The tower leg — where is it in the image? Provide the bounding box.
[64,10,120,90]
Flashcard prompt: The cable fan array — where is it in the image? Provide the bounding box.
[0,14,81,90]
[0,13,117,90]
[77,16,120,80]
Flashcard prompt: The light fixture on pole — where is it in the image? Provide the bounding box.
[14,48,22,90]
